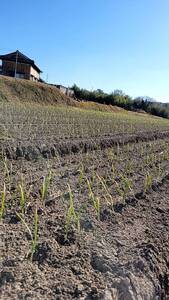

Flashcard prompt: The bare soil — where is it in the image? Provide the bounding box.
[2,130,169,161]
[0,137,169,300]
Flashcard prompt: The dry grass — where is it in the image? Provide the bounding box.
[0,75,74,105]
[0,75,161,116]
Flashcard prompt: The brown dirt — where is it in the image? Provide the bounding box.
[2,129,169,160]
[0,137,169,300]
[1,75,169,300]
[0,175,169,300]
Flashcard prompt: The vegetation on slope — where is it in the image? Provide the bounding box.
[72,84,169,119]
[0,76,128,113]
[0,76,169,119]
[0,76,74,105]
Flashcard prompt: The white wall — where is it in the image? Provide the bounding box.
[30,66,40,80]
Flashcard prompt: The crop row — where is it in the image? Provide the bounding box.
[1,102,169,142]
[1,137,169,259]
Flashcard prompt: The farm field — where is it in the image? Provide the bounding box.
[0,102,169,299]
[1,102,169,157]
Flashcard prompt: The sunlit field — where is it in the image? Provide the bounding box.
[1,102,169,142]
[1,102,169,299]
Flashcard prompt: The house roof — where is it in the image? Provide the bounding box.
[56,85,67,89]
[0,50,42,73]
[56,85,73,90]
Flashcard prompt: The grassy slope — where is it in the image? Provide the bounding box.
[0,76,165,119]
[0,76,138,114]
[0,76,75,105]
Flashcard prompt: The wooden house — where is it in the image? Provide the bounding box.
[0,50,42,81]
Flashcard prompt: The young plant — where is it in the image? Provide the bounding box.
[74,209,81,234]
[3,157,10,179]
[86,177,101,219]
[107,148,115,163]
[96,173,113,206]
[0,183,6,221]
[3,157,11,188]
[65,184,81,240]
[124,161,133,175]
[16,207,39,261]
[41,170,52,204]
[120,174,133,201]
[144,172,153,192]
[114,180,125,201]
[18,178,26,215]
[111,163,116,181]
[93,196,100,221]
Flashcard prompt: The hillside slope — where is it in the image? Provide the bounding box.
[0,76,75,105]
[0,76,165,118]
[0,76,131,113]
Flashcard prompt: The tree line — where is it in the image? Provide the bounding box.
[72,85,169,119]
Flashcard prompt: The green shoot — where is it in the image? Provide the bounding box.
[65,184,76,240]
[3,157,9,178]
[74,210,81,233]
[16,207,38,261]
[86,177,101,219]
[144,172,152,192]
[0,183,6,221]
[16,212,32,239]
[96,173,113,206]
[65,184,83,239]
[93,196,100,220]
[41,170,52,204]
[120,174,133,201]
[3,157,11,187]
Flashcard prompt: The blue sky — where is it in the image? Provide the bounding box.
[1,0,169,102]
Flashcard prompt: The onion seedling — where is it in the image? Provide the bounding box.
[0,183,6,221]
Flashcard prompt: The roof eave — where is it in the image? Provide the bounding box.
[0,51,42,74]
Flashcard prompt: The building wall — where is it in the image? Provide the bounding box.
[58,86,67,94]
[66,88,75,98]
[56,85,75,98]
[48,84,75,98]
[2,61,40,81]
[30,66,40,81]
[2,61,31,79]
